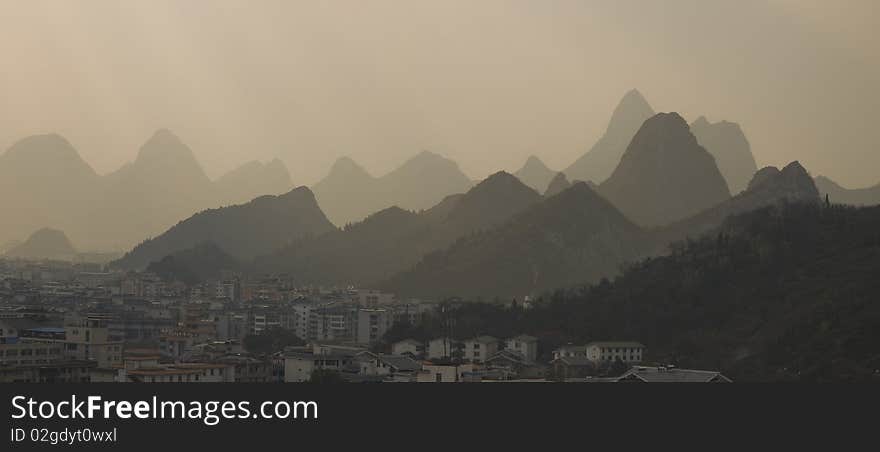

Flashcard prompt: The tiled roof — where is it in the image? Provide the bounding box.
[617,366,731,383]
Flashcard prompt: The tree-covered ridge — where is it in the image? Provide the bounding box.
[382,182,649,298]
[385,201,880,381]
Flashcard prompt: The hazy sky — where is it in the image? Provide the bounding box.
[1,0,878,186]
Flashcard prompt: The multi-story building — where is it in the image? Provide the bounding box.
[356,308,391,345]
[63,317,124,367]
[463,336,499,364]
[0,338,63,366]
[585,341,645,364]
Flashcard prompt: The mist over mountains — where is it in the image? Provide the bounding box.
[690,117,758,194]
[2,88,874,304]
[312,151,474,226]
[514,156,557,193]
[565,89,656,185]
[0,130,293,252]
[598,112,731,227]
[2,228,77,261]
[112,186,334,270]
[543,172,572,198]
[252,171,541,286]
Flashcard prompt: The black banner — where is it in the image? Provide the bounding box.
[0,384,873,449]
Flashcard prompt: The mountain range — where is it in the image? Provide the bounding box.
[543,172,571,197]
[381,182,650,298]
[312,151,474,226]
[598,112,732,227]
[382,158,818,299]
[0,130,293,251]
[564,89,656,185]
[251,171,541,285]
[563,90,759,196]
[655,161,820,248]
[112,186,335,270]
[689,116,758,194]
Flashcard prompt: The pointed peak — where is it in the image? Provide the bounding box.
[549,171,568,182]
[480,170,518,184]
[781,160,808,176]
[143,128,186,150]
[622,88,645,100]
[747,166,782,189]
[329,156,369,174]
[519,155,551,171]
[137,129,196,161]
[692,116,711,128]
[544,172,572,197]
[605,89,656,138]
[525,155,546,166]
[617,89,652,110]
[463,170,534,198]
[268,185,320,206]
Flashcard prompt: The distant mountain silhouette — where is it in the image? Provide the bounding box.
[0,134,100,247]
[3,228,77,260]
[381,160,822,300]
[441,171,542,232]
[564,89,655,184]
[690,116,758,194]
[313,151,473,226]
[814,176,880,206]
[96,130,215,250]
[112,186,335,270]
[382,182,650,298]
[215,159,293,206]
[543,172,571,197]
[598,112,731,227]
[657,161,820,245]
[514,155,557,192]
[146,242,242,285]
[254,171,540,285]
[0,130,297,251]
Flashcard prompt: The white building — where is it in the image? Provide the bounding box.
[585,341,645,363]
[463,336,499,364]
[552,345,587,361]
[356,308,391,344]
